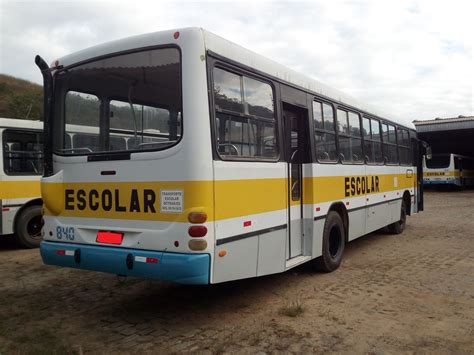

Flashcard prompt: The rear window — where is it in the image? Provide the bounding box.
[54,47,182,156]
[426,155,450,169]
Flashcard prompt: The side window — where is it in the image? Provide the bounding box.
[109,100,176,151]
[363,117,383,164]
[73,133,100,152]
[382,123,398,164]
[396,127,412,165]
[2,129,43,175]
[213,67,278,160]
[337,109,363,163]
[313,101,337,162]
[454,157,460,170]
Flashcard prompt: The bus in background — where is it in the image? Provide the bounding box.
[0,118,43,248]
[36,28,425,284]
[423,153,474,187]
[0,117,162,248]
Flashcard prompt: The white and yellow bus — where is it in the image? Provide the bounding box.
[0,118,137,248]
[36,28,424,284]
[423,153,474,187]
[0,118,43,248]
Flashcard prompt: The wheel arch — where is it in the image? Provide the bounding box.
[327,202,349,242]
[13,198,43,233]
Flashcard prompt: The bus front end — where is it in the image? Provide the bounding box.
[38,29,215,284]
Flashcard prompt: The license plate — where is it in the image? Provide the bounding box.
[96,231,123,245]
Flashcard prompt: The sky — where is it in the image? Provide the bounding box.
[0,0,473,125]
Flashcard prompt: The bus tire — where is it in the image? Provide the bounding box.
[14,205,43,248]
[388,201,406,235]
[313,211,345,272]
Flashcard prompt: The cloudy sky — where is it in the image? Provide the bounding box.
[1,0,472,124]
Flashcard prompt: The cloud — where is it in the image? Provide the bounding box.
[0,0,472,124]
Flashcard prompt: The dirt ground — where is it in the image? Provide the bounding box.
[0,190,473,354]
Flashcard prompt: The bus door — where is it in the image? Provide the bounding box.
[283,103,309,259]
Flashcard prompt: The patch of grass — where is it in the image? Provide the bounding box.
[278,298,305,318]
[0,74,43,120]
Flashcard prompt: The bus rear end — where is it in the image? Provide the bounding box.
[423,154,459,186]
[39,29,215,284]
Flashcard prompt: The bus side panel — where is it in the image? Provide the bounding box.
[0,204,20,235]
[0,196,40,235]
[256,229,286,276]
[214,238,258,283]
[212,161,287,283]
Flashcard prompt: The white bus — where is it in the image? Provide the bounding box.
[0,118,43,248]
[36,28,424,284]
[423,153,474,187]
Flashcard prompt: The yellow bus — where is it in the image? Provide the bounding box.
[36,28,424,284]
[0,118,43,248]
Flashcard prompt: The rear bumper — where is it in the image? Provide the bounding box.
[40,241,210,285]
[423,179,458,185]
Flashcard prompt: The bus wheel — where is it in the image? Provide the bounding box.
[313,211,345,272]
[388,202,406,235]
[15,205,43,248]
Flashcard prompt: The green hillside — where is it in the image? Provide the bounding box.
[0,74,43,120]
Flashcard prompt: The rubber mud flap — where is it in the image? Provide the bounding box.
[126,253,134,270]
[74,249,81,264]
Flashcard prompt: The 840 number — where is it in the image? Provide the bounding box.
[56,226,75,241]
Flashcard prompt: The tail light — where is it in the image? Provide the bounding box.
[189,239,207,251]
[188,212,207,224]
[188,226,207,238]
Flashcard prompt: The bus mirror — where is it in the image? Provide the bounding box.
[426,146,432,160]
[420,140,432,160]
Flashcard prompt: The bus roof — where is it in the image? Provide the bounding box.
[55,27,414,130]
[0,117,43,130]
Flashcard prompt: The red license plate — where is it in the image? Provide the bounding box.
[96,231,123,245]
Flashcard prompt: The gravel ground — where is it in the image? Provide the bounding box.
[0,190,473,354]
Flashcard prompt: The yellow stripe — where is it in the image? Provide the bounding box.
[304,173,414,204]
[214,178,288,220]
[0,180,41,199]
[423,171,474,178]
[43,173,415,222]
[42,181,214,222]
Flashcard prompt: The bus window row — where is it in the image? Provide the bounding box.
[212,65,414,166]
[2,129,43,175]
[313,100,413,166]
